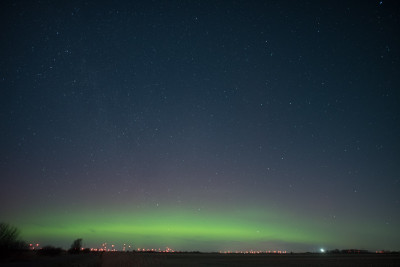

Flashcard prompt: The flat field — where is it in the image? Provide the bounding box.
[101,253,400,267]
[1,252,400,267]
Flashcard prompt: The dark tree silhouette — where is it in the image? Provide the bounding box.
[68,238,82,254]
[0,222,26,251]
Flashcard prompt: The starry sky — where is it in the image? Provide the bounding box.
[1,1,399,252]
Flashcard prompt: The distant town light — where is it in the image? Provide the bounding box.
[320,248,325,253]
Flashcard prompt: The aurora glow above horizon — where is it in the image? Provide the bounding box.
[1,1,400,253]
[13,202,399,252]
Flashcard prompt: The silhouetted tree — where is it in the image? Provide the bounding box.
[68,238,82,254]
[0,222,27,252]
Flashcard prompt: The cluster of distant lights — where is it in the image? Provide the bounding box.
[88,243,176,253]
[89,243,132,252]
[28,243,40,250]
[84,245,292,254]
[28,242,177,253]
[137,247,176,253]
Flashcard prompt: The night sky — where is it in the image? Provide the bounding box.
[1,1,399,252]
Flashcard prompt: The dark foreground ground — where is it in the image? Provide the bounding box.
[1,252,400,267]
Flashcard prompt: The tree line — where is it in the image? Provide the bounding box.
[0,222,85,256]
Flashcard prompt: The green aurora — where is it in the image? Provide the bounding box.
[14,205,398,252]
